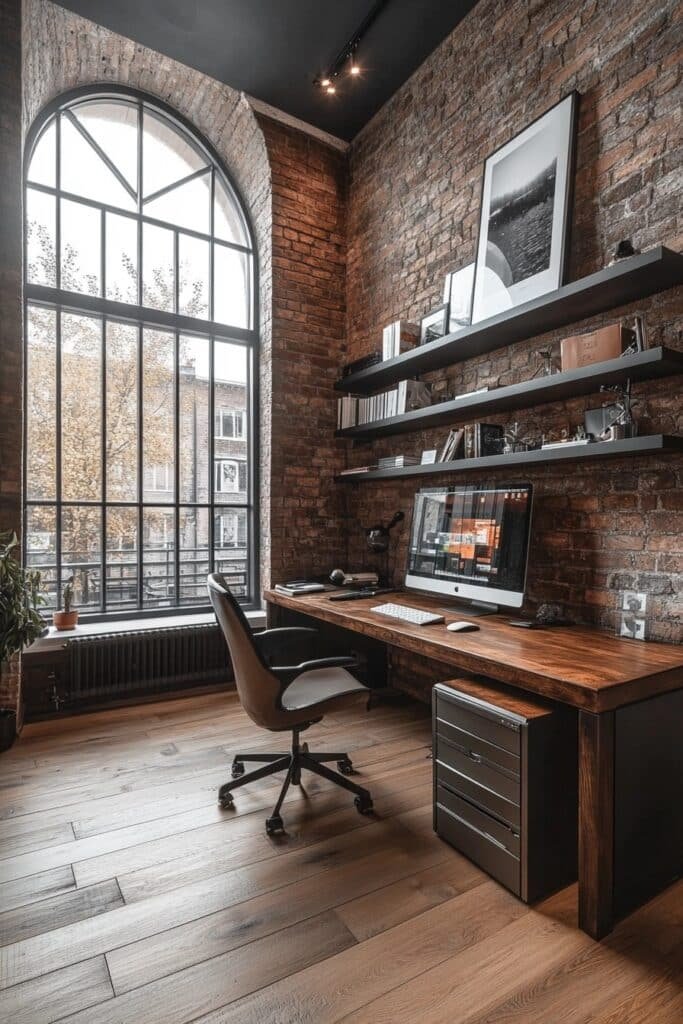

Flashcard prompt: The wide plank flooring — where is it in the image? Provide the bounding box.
[0,691,681,1023]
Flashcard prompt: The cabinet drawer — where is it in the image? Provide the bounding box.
[435,717,520,776]
[435,689,521,756]
[437,783,520,857]
[436,759,520,828]
[436,800,520,896]
[435,735,519,803]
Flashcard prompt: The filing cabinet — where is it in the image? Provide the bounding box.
[433,677,578,903]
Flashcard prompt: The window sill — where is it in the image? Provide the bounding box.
[27,608,267,653]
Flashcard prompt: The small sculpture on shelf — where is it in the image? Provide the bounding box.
[503,421,538,454]
[599,378,639,439]
[532,346,560,378]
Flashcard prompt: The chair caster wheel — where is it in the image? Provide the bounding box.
[219,794,234,809]
[354,796,373,815]
[231,761,245,778]
[266,815,284,836]
[337,758,354,775]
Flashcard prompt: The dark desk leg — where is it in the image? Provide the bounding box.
[578,710,615,940]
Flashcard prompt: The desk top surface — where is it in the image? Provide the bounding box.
[264,589,683,713]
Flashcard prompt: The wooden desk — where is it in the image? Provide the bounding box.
[264,588,683,940]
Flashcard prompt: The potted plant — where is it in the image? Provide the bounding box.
[0,531,46,752]
[53,576,79,631]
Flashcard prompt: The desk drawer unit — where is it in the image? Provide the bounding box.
[433,680,578,903]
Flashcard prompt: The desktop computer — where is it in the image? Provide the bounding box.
[404,483,533,615]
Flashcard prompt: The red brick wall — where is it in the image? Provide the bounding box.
[0,0,23,710]
[258,115,349,582]
[343,0,683,676]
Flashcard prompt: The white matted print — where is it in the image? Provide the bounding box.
[471,93,578,324]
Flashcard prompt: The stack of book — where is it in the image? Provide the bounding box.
[382,320,420,361]
[337,380,431,429]
[377,455,420,469]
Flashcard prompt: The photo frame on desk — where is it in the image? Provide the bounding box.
[471,92,579,324]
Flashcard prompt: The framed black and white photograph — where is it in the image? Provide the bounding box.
[442,263,475,334]
[471,92,579,324]
[420,303,449,345]
[619,590,648,641]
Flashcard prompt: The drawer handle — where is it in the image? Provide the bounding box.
[483,831,508,851]
[468,750,483,763]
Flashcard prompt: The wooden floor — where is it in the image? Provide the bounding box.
[0,692,681,1024]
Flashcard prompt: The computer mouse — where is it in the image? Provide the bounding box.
[446,620,480,633]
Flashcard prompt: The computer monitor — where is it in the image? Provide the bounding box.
[405,484,533,611]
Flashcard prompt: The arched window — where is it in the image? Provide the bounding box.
[24,90,258,617]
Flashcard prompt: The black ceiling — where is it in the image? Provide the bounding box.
[57,0,479,141]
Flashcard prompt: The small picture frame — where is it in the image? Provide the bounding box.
[420,303,449,346]
[442,263,475,334]
[619,590,648,641]
[421,449,438,464]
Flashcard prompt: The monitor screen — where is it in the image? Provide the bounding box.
[405,484,533,608]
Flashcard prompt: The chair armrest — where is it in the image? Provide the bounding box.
[253,626,318,662]
[272,654,359,687]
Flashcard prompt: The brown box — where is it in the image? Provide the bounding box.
[561,324,634,371]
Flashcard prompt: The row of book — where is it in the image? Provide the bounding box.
[337,379,431,429]
[439,423,505,461]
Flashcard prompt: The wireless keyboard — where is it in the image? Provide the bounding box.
[371,603,444,626]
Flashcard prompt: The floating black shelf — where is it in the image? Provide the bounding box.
[335,347,683,441]
[336,435,683,482]
[335,247,683,395]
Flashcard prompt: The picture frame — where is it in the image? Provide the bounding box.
[442,263,475,334]
[471,92,579,324]
[619,590,648,641]
[420,303,449,346]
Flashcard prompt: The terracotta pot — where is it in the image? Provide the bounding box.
[53,610,79,631]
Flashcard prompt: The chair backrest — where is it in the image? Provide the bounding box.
[207,573,283,729]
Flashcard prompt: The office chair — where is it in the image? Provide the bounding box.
[207,573,374,835]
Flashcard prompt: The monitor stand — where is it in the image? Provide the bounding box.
[437,597,498,618]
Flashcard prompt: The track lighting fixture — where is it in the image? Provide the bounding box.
[314,0,388,95]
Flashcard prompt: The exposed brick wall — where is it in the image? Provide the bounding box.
[257,115,348,582]
[0,0,23,711]
[344,0,683,683]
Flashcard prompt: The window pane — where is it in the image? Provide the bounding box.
[61,199,101,297]
[25,506,58,610]
[106,213,138,304]
[214,176,248,247]
[145,171,210,235]
[213,244,250,328]
[179,335,209,503]
[214,341,248,506]
[179,507,209,605]
[26,306,57,501]
[27,120,56,188]
[62,313,102,501]
[142,222,175,312]
[178,234,209,318]
[26,188,56,286]
[143,508,175,607]
[214,509,248,598]
[72,100,138,195]
[143,328,175,503]
[143,109,207,199]
[106,321,138,501]
[60,114,136,211]
[106,507,138,609]
[62,506,102,610]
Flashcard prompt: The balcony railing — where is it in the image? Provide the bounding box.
[26,545,249,611]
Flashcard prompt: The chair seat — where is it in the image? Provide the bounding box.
[281,666,367,711]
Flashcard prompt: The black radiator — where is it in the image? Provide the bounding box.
[23,624,233,718]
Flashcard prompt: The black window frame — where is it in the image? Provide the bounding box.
[23,86,260,621]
